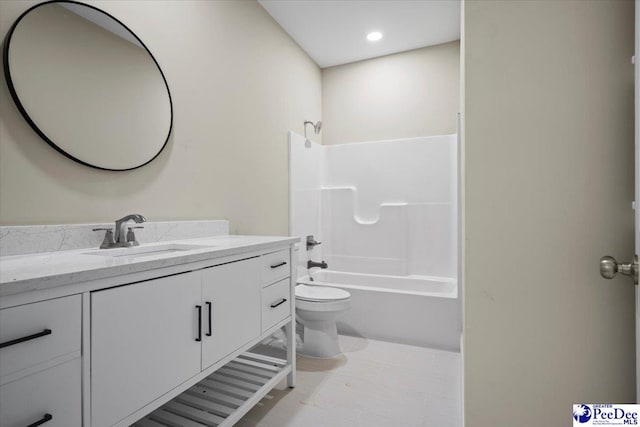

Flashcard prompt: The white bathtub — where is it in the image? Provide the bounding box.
[298,270,461,351]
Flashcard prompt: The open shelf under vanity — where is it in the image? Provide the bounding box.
[135,351,291,427]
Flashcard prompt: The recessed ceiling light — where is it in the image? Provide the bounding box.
[367,31,383,42]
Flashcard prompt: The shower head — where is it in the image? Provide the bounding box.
[304,120,322,138]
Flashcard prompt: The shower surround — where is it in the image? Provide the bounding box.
[289,132,460,351]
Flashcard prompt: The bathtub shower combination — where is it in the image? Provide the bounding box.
[289,132,461,351]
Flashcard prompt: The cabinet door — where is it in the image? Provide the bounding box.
[91,272,202,427]
[201,257,261,370]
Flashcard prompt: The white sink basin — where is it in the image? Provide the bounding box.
[84,243,214,259]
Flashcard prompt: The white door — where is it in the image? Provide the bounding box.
[634,0,640,403]
[601,0,640,401]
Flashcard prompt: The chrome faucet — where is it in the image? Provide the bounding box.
[93,214,146,249]
[114,214,146,246]
[307,260,328,270]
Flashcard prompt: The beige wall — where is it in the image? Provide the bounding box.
[321,41,460,145]
[463,1,635,426]
[0,0,322,234]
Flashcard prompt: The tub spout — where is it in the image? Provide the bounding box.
[307,260,328,269]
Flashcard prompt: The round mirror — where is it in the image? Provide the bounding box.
[3,1,173,171]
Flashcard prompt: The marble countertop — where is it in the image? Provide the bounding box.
[0,235,298,298]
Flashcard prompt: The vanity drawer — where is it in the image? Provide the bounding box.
[262,278,291,332]
[0,295,81,379]
[262,249,291,286]
[0,357,81,427]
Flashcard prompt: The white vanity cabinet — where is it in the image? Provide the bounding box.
[90,271,202,427]
[91,251,293,427]
[0,237,296,427]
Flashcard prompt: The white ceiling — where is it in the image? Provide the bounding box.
[258,0,461,69]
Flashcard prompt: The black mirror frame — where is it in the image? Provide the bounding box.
[2,0,174,171]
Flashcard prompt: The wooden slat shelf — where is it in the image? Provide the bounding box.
[134,352,291,427]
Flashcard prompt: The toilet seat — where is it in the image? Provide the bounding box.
[295,284,350,302]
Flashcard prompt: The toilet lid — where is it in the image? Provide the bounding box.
[295,284,351,302]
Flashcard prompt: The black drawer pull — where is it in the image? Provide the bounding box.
[270,261,287,269]
[206,301,212,337]
[195,305,202,342]
[26,413,52,427]
[270,298,287,308]
[0,329,52,349]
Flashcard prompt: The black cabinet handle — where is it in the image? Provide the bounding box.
[0,329,52,349]
[26,413,52,427]
[206,301,212,337]
[195,305,202,342]
[270,261,287,269]
[270,298,287,308]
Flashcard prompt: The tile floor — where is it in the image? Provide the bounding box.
[236,335,462,427]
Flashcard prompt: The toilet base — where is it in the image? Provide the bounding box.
[299,319,341,358]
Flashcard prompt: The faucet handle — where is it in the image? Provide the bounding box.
[93,228,115,249]
[306,235,322,251]
[126,226,144,246]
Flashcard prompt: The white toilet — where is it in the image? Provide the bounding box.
[295,284,351,358]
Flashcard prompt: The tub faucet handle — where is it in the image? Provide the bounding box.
[306,235,322,251]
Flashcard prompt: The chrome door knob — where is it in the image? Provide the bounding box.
[600,255,638,285]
